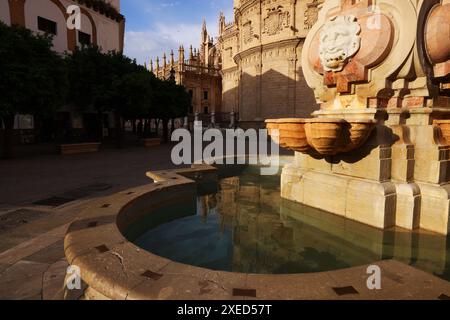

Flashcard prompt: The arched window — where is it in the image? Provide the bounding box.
[77,13,94,47]
[24,0,68,52]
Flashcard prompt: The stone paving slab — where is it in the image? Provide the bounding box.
[0,224,68,266]
[42,259,69,300]
[0,260,49,300]
[26,240,65,264]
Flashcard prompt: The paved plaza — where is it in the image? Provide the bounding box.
[0,144,181,299]
[0,145,450,300]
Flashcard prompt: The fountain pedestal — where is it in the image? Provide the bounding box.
[268,0,450,235]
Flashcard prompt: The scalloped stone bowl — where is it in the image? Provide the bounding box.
[266,119,310,152]
[266,121,280,145]
[305,119,348,155]
[434,120,450,145]
[266,118,376,155]
[345,119,377,152]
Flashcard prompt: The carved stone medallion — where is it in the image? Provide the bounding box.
[319,15,361,72]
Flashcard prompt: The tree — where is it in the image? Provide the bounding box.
[67,47,156,146]
[0,22,67,158]
[110,65,155,147]
[66,46,116,141]
[151,79,190,143]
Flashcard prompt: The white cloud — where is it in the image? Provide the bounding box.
[124,21,220,65]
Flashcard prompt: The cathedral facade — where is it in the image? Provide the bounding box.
[151,0,323,128]
[217,0,323,128]
[150,21,222,118]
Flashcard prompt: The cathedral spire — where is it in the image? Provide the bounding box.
[202,18,208,44]
[179,45,185,63]
[170,49,175,66]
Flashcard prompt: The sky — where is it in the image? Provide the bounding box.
[121,0,234,65]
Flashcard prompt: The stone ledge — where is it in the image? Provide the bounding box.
[59,143,101,155]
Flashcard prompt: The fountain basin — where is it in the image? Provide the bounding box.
[266,118,376,156]
[266,119,310,152]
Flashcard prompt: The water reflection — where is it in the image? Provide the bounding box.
[133,167,450,279]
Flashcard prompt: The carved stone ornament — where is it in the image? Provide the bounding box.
[242,20,253,44]
[263,6,290,36]
[304,0,324,30]
[319,15,361,72]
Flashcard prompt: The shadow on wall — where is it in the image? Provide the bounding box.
[222,68,318,129]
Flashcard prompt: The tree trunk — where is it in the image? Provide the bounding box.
[170,118,175,134]
[162,119,169,143]
[114,112,123,149]
[2,115,15,159]
[97,110,103,142]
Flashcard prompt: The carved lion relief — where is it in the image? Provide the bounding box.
[319,15,361,72]
[263,6,290,36]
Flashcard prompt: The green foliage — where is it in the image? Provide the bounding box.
[0,21,191,150]
[153,80,191,120]
[0,22,68,120]
[66,46,190,122]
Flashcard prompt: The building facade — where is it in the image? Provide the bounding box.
[0,0,125,144]
[0,0,124,53]
[150,21,223,119]
[217,0,323,128]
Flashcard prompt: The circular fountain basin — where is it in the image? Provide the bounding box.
[64,162,450,300]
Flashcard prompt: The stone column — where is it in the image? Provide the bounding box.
[230,111,235,128]
[210,112,216,128]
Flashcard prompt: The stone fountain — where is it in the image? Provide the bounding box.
[267,0,450,235]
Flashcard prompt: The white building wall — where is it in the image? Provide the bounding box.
[94,14,120,52]
[60,0,122,52]
[77,13,93,45]
[0,0,10,25]
[24,0,68,53]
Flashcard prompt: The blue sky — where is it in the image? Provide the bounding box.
[122,0,233,65]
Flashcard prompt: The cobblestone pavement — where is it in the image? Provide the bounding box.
[0,144,179,299]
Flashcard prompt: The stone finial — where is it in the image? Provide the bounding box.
[170,50,175,66]
[202,18,208,43]
[189,45,194,60]
[179,45,185,62]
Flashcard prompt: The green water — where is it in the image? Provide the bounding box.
[132,167,450,279]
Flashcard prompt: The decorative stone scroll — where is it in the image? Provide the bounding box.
[306,0,394,94]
